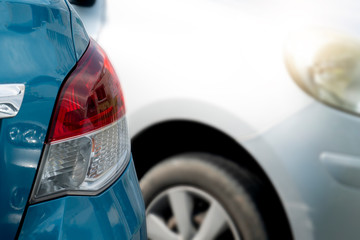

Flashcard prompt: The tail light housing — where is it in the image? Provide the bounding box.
[30,40,130,203]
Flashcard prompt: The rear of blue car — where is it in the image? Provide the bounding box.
[0,1,146,239]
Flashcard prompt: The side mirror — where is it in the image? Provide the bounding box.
[69,0,96,7]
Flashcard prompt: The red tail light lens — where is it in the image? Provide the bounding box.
[31,39,130,203]
[47,40,125,142]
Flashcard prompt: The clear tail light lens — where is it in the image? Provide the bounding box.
[30,39,130,203]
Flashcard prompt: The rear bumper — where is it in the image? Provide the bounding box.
[18,157,146,239]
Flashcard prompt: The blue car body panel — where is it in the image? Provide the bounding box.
[65,1,89,60]
[0,0,89,238]
[0,1,144,239]
[19,158,146,240]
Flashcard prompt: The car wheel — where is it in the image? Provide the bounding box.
[140,153,268,240]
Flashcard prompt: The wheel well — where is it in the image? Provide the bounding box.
[131,120,293,239]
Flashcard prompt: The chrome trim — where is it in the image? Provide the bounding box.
[0,84,25,119]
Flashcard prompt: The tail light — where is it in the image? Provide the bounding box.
[30,39,130,203]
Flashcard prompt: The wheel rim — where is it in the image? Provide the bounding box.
[146,186,241,240]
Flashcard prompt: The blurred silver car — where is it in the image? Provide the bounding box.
[74,0,360,239]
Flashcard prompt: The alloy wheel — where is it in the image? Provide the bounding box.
[146,186,241,240]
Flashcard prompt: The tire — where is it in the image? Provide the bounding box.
[140,153,268,240]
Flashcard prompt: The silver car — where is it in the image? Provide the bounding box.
[74,0,360,239]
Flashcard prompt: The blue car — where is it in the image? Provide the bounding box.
[0,0,146,239]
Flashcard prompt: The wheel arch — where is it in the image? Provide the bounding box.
[131,119,293,239]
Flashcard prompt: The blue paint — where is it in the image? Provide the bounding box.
[0,1,144,239]
[19,159,146,240]
[66,1,90,60]
[0,0,79,238]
